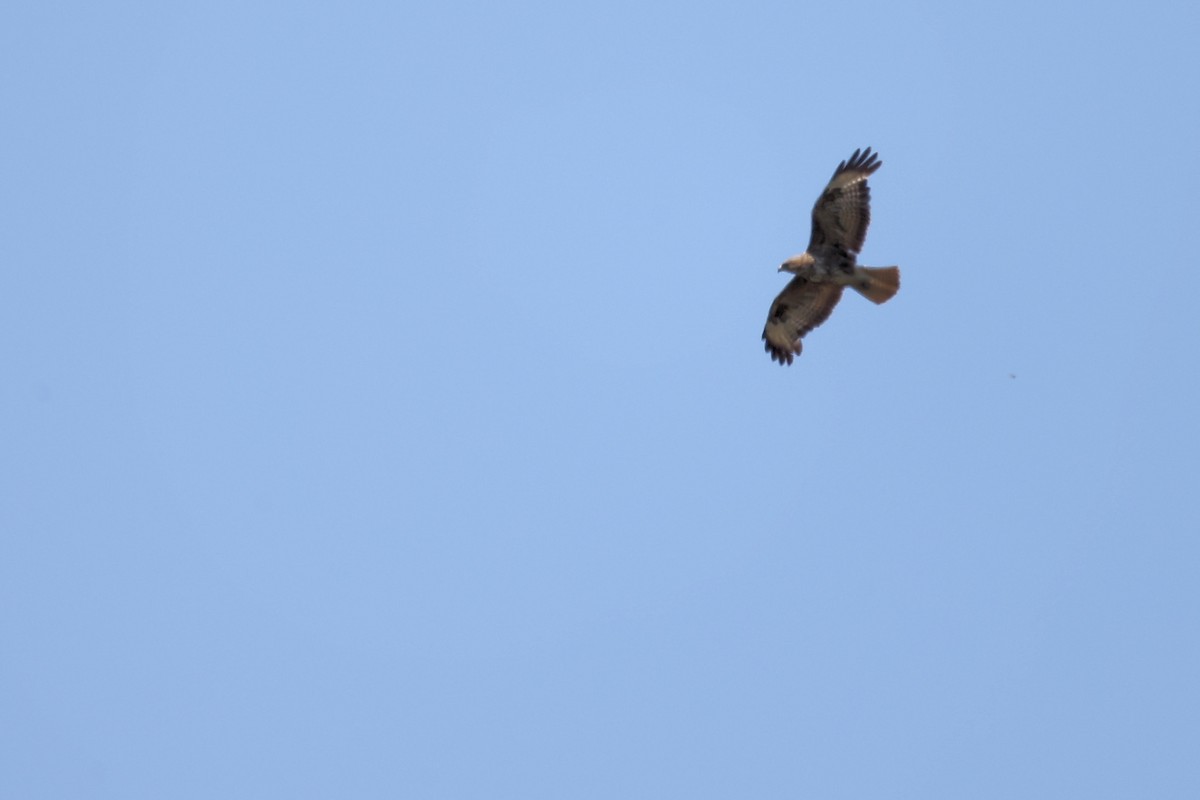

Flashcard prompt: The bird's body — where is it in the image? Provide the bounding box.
[762,147,899,365]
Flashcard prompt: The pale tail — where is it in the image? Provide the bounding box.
[851,266,900,304]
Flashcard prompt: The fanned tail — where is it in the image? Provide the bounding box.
[851,266,900,304]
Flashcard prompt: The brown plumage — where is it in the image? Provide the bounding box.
[762,147,900,365]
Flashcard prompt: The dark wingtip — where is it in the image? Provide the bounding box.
[763,338,798,365]
[837,146,882,177]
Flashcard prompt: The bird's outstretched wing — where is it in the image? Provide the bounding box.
[807,147,881,254]
[762,278,844,365]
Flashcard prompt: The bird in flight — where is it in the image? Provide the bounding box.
[762,147,900,365]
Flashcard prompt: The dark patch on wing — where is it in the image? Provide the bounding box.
[761,278,843,365]
[807,146,881,255]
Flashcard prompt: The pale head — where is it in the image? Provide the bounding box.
[779,252,815,274]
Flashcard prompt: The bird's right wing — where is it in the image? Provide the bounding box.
[762,278,844,365]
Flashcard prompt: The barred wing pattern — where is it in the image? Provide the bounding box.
[761,279,844,365]
[807,147,881,255]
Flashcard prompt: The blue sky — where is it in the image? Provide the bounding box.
[3,1,1199,797]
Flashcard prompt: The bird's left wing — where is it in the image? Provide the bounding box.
[807,147,881,254]
[762,278,844,364]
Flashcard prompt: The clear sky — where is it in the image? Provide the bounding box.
[3,1,1199,797]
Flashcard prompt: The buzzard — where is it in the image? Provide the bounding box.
[762,147,900,364]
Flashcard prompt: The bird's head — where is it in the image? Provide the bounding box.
[778,253,813,274]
